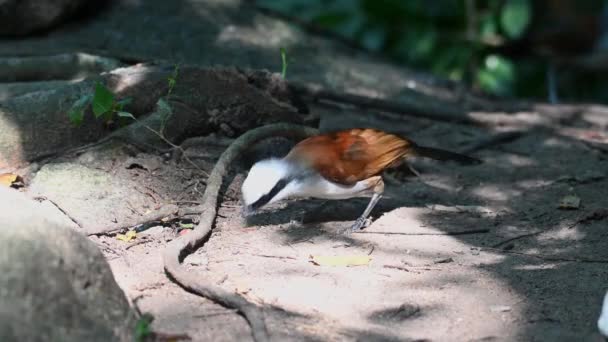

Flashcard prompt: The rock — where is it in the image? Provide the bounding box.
[0,186,136,341]
[27,162,155,235]
[0,0,94,36]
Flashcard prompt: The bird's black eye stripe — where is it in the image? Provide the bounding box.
[250,178,289,211]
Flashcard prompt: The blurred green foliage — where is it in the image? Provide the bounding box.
[257,0,608,103]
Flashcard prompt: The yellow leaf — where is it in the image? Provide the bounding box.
[559,195,580,209]
[116,230,137,242]
[0,173,23,188]
[309,255,372,267]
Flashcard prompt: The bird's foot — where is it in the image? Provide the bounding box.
[349,217,372,232]
[335,217,372,235]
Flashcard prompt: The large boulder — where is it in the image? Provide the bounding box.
[0,186,136,341]
[0,0,97,36]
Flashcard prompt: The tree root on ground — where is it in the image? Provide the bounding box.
[0,52,124,82]
[162,123,319,342]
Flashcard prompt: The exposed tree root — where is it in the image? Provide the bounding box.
[0,52,124,82]
[162,123,319,342]
[289,81,476,125]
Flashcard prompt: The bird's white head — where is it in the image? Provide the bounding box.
[241,158,297,215]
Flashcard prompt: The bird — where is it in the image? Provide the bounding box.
[240,128,482,233]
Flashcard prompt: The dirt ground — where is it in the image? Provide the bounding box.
[68,104,608,342]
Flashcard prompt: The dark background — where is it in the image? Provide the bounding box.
[257,0,608,103]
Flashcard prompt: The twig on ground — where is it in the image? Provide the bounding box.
[568,209,608,229]
[125,237,153,250]
[162,123,319,342]
[483,247,608,263]
[87,204,179,236]
[367,244,375,255]
[174,200,203,205]
[37,197,85,229]
[139,122,209,177]
[491,231,542,248]
[460,130,526,154]
[194,309,239,318]
[250,254,297,260]
[354,228,489,236]
[383,265,411,272]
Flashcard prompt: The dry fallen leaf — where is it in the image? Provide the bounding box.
[0,173,24,188]
[559,195,581,210]
[116,230,137,242]
[310,255,372,267]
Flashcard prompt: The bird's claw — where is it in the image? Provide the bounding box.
[334,217,372,235]
[349,217,372,233]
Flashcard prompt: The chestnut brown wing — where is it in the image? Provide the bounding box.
[286,129,413,185]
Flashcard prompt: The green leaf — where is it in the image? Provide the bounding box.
[156,98,172,120]
[92,82,115,118]
[68,108,84,126]
[134,314,154,342]
[156,98,172,133]
[115,97,132,110]
[477,54,515,95]
[479,13,497,39]
[180,222,194,229]
[67,94,92,126]
[167,64,180,95]
[500,0,530,39]
[280,47,288,78]
[167,77,176,92]
[311,12,349,28]
[116,111,136,120]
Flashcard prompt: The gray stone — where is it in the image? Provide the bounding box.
[0,186,136,342]
[0,0,93,36]
[27,162,154,234]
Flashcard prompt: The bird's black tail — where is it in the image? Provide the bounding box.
[412,145,482,165]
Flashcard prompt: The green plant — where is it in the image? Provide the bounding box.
[256,0,565,99]
[167,63,179,95]
[68,64,181,127]
[68,82,132,126]
[134,313,154,342]
[280,47,289,78]
[67,64,208,176]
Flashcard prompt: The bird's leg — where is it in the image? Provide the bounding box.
[349,176,385,232]
[547,61,559,104]
[350,193,382,231]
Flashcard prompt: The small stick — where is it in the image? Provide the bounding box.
[491,231,541,248]
[87,204,179,236]
[383,265,410,272]
[354,228,490,236]
[483,247,608,264]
